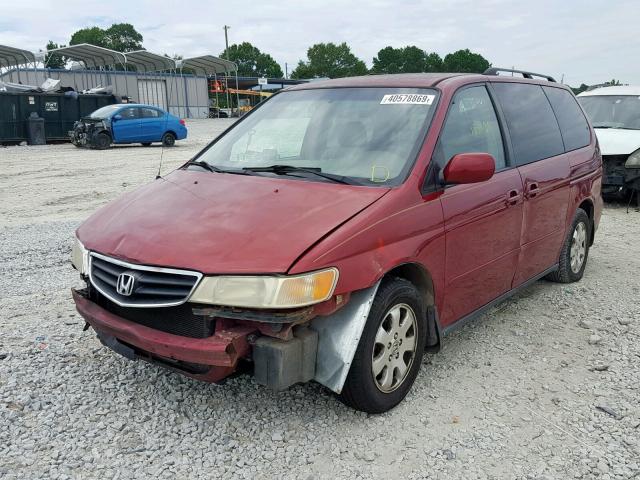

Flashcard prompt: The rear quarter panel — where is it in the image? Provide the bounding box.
[567,145,603,233]
[170,116,188,140]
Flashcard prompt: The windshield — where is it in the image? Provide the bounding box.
[196,87,438,186]
[578,95,640,130]
[89,105,122,119]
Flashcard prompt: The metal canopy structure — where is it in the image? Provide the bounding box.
[124,50,178,115]
[124,50,176,72]
[180,55,239,116]
[47,43,126,68]
[180,55,236,75]
[0,44,35,69]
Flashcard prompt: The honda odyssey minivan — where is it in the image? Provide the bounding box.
[72,68,602,413]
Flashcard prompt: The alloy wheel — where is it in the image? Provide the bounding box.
[570,222,587,273]
[371,303,417,393]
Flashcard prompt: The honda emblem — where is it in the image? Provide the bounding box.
[116,272,135,296]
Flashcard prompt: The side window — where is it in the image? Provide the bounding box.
[119,107,139,120]
[543,87,590,151]
[141,108,161,118]
[492,83,564,165]
[435,85,506,171]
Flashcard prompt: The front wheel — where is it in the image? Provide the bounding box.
[161,132,176,147]
[546,208,591,283]
[93,132,111,150]
[339,278,426,413]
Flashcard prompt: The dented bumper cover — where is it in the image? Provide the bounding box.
[72,289,254,382]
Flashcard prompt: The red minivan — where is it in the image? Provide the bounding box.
[71,69,602,413]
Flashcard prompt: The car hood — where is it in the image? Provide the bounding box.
[77,170,389,274]
[594,128,640,155]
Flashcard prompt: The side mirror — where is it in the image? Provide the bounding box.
[112,114,122,121]
[443,152,495,185]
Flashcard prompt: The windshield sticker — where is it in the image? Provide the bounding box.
[380,94,435,105]
[370,165,390,182]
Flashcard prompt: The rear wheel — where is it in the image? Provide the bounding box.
[546,208,591,283]
[94,132,111,150]
[339,278,426,413]
[162,132,176,147]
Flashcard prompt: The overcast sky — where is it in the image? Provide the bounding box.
[0,0,637,86]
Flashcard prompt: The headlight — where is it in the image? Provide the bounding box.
[71,236,89,275]
[625,148,640,168]
[189,268,339,309]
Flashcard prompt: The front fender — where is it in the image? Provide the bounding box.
[310,281,380,393]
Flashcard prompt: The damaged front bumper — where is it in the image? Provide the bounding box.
[72,288,254,382]
[72,281,381,393]
[602,155,640,193]
[69,119,108,147]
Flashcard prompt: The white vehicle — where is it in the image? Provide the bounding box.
[578,86,640,197]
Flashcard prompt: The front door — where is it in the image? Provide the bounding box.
[111,107,141,143]
[435,85,524,326]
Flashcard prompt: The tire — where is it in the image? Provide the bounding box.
[546,208,591,283]
[94,133,111,150]
[162,132,176,147]
[339,278,426,413]
[141,142,152,147]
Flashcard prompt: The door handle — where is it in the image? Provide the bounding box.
[527,182,540,198]
[505,189,520,206]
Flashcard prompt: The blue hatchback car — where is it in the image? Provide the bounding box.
[70,104,188,149]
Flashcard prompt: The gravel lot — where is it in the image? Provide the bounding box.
[1,119,639,479]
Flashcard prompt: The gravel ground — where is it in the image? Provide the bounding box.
[1,119,639,479]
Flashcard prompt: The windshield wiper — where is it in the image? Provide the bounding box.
[242,165,357,185]
[183,161,251,175]
[184,160,217,172]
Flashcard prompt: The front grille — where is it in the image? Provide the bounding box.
[89,252,201,307]
[603,155,628,175]
[92,289,215,339]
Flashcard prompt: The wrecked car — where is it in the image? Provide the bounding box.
[578,86,640,200]
[72,69,602,413]
[70,104,187,149]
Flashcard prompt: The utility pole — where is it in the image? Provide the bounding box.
[285,62,288,79]
[223,25,230,58]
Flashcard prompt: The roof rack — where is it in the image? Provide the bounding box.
[483,67,556,83]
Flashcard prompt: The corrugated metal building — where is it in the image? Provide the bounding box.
[0,68,209,119]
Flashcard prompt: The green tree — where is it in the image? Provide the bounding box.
[104,23,143,52]
[371,46,443,74]
[425,52,444,72]
[44,40,66,69]
[69,23,142,52]
[442,49,491,73]
[291,42,367,79]
[571,83,589,95]
[604,79,621,86]
[220,42,283,77]
[69,26,107,48]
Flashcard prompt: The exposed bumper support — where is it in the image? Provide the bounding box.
[72,289,255,382]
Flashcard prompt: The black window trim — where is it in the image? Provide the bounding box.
[541,84,593,154]
[422,82,513,194]
[489,80,566,167]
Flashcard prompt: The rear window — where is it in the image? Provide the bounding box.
[493,83,564,165]
[543,87,590,151]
